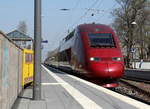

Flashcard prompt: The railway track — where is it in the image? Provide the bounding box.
[115,79,150,105]
[115,69,150,104]
[122,76,150,84]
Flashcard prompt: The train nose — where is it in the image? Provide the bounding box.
[107,63,124,78]
[89,63,124,78]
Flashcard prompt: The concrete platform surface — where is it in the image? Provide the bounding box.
[12,65,150,109]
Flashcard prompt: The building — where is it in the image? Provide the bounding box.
[7,30,33,49]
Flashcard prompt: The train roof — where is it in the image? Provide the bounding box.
[78,23,114,33]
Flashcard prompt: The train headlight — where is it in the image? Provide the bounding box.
[90,57,95,61]
[112,57,122,61]
[90,57,100,61]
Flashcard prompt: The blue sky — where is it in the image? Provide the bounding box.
[0,0,119,60]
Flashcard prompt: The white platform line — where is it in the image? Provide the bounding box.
[42,65,103,109]
[41,83,67,85]
[67,72,150,109]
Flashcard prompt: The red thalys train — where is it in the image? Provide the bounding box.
[56,23,124,87]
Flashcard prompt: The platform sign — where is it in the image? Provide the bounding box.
[131,48,136,53]
[42,40,48,43]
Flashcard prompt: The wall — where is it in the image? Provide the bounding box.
[0,32,22,109]
[132,62,150,69]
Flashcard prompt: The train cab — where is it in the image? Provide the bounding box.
[58,23,124,87]
[78,24,124,79]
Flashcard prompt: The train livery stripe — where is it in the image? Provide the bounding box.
[42,65,103,109]
[66,72,150,109]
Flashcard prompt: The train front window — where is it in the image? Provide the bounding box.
[88,33,116,47]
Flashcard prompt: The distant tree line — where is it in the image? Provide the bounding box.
[112,0,150,68]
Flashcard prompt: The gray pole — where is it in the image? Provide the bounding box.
[33,0,42,100]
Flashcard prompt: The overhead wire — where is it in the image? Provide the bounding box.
[48,0,118,52]
[94,2,118,23]
[54,0,105,44]
[86,0,104,22]
[52,0,81,47]
[69,0,99,28]
[72,0,80,10]
[57,0,100,40]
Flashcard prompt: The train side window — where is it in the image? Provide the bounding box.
[65,30,75,41]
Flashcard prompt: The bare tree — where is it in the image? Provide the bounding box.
[17,21,27,34]
[112,0,149,67]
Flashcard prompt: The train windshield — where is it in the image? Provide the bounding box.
[88,33,116,48]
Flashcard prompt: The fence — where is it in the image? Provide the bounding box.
[132,61,150,69]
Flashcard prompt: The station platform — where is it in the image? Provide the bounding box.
[12,65,150,109]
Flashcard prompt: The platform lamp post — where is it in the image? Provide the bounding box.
[131,21,137,69]
[33,0,42,100]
